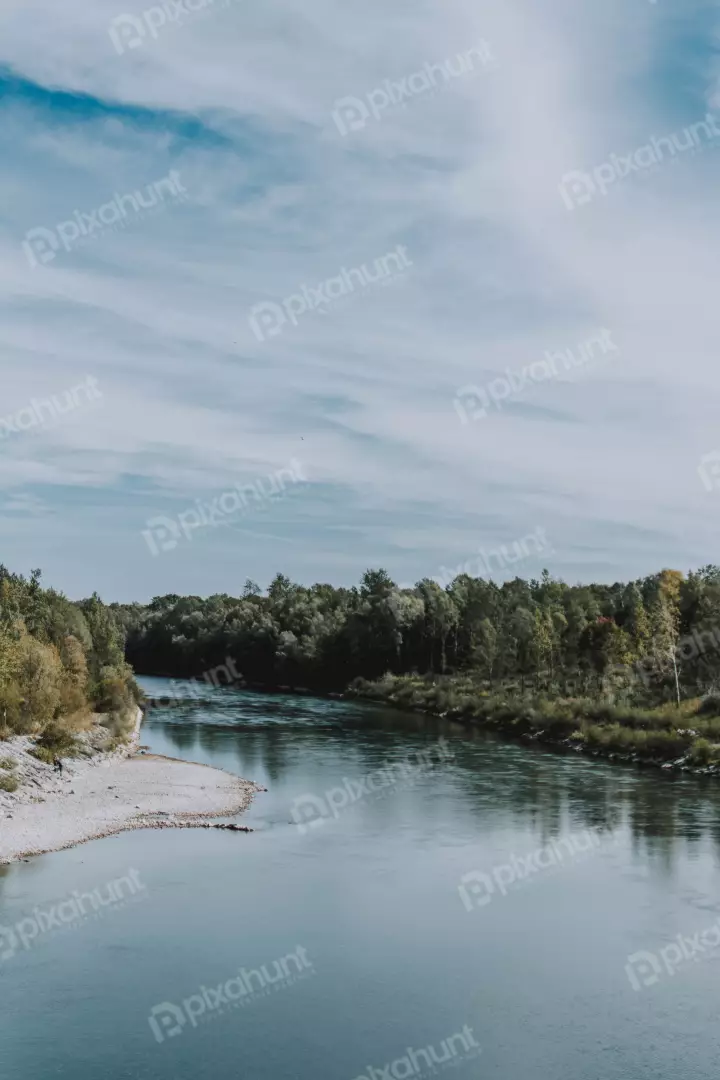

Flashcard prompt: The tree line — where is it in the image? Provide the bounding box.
[114,565,720,706]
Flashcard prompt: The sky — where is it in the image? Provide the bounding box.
[1,0,719,602]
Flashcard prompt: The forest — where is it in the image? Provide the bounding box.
[116,565,720,704]
[0,565,138,747]
[115,565,720,766]
[6,562,720,766]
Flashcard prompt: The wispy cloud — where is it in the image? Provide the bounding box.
[0,0,718,599]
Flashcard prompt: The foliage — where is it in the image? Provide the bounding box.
[0,565,137,741]
[36,721,79,755]
[117,565,720,706]
[8,560,720,770]
[112,564,720,770]
[28,746,56,764]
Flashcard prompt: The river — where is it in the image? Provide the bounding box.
[1,677,720,1078]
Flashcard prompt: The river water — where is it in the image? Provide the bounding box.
[2,677,720,1079]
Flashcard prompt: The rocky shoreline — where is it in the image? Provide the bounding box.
[520,726,720,778]
[0,710,260,863]
[0,708,145,813]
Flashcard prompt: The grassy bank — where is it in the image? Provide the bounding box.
[348,673,720,772]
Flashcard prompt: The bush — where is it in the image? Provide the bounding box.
[36,722,78,755]
[696,717,720,740]
[100,708,137,741]
[0,774,19,793]
[28,746,55,764]
[688,738,717,766]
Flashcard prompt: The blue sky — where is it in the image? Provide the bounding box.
[1,0,719,602]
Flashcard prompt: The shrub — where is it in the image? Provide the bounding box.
[101,708,137,741]
[35,722,78,755]
[0,774,19,793]
[688,738,717,767]
[695,717,720,740]
[28,746,55,764]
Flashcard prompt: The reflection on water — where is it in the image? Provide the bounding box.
[2,677,720,1080]
[143,677,720,873]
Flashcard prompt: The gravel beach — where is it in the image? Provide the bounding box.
[0,710,258,863]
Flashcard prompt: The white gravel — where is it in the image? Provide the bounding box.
[0,710,259,863]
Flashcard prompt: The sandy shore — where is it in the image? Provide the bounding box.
[0,710,259,864]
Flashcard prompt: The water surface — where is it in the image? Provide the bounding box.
[2,678,720,1079]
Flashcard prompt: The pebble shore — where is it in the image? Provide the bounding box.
[0,710,259,863]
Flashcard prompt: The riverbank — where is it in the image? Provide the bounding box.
[138,671,720,780]
[0,709,259,863]
[348,674,720,778]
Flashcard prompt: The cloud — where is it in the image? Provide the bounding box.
[0,0,718,599]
